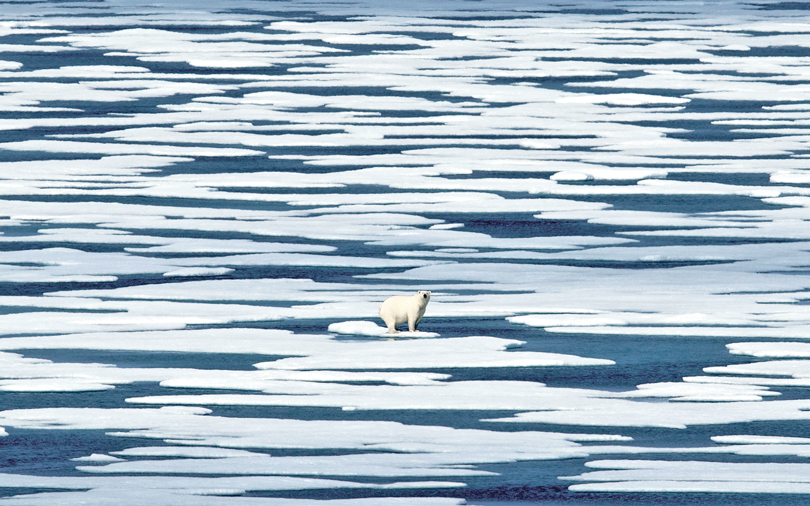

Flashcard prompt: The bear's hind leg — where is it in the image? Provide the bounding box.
[383,317,400,334]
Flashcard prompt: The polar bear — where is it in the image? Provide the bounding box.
[378,290,431,333]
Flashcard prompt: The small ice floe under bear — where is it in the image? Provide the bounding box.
[378,290,431,334]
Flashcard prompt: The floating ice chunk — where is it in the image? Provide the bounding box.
[42,28,348,69]
[0,405,622,459]
[513,308,748,329]
[773,169,810,183]
[686,375,810,388]
[0,140,264,157]
[12,275,120,283]
[163,267,234,277]
[0,406,635,486]
[556,93,689,106]
[558,167,668,181]
[0,43,76,53]
[727,342,810,358]
[550,171,592,182]
[185,58,271,68]
[71,454,123,463]
[509,314,627,327]
[328,321,439,338]
[0,489,466,505]
[160,369,450,389]
[4,65,151,79]
[132,375,778,410]
[0,379,115,392]
[127,239,335,255]
[0,300,289,336]
[112,447,267,459]
[705,360,810,378]
[0,472,463,496]
[0,406,213,434]
[574,480,810,493]
[254,336,614,370]
[712,435,810,445]
[610,382,778,402]
[565,460,810,493]
[0,328,319,354]
[0,329,610,388]
[328,321,388,336]
[0,80,236,106]
[0,350,241,392]
[48,278,418,307]
[543,326,810,339]
[77,453,494,478]
[484,396,810,428]
[0,155,191,179]
[715,442,810,458]
[8,229,161,246]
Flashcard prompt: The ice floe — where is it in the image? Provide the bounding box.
[126,378,778,411]
[727,342,810,358]
[1,492,465,506]
[485,398,810,429]
[71,454,124,463]
[565,460,810,493]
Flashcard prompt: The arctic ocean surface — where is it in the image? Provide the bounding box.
[2,0,810,504]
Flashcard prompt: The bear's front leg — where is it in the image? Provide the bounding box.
[408,316,418,332]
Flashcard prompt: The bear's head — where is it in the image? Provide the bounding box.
[417,290,431,303]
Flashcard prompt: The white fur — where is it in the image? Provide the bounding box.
[378,290,431,333]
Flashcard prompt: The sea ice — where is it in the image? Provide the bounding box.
[71,454,123,463]
[163,268,234,277]
[327,320,439,337]
[727,342,810,358]
[6,0,810,501]
[565,460,810,494]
